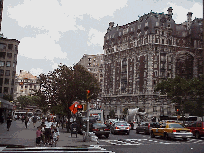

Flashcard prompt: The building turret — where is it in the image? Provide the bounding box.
[187,12,193,30]
[167,7,173,18]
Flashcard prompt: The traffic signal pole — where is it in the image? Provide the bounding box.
[86,90,90,140]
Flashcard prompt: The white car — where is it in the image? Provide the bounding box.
[111,121,130,135]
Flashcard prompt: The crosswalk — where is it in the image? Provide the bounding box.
[98,138,204,146]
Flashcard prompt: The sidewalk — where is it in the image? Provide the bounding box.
[0,120,97,147]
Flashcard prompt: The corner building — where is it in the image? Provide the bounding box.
[102,7,203,120]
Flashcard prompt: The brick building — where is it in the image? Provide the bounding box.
[102,7,203,120]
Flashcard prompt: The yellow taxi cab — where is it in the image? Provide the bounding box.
[150,122,193,141]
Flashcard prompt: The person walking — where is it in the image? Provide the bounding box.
[6,114,12,131]
[44,118,52,145]
[33,115,37,128]
[25,116,29,128]
[36,126,42,146]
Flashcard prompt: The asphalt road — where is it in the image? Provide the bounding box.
[96,130,204,153]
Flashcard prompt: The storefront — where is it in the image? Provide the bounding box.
[0,98,14,123]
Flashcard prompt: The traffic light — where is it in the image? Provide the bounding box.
[86,90,90,101]
[77,104,83,111]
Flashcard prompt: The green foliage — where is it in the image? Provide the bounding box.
[155,75,204,116]
[34,64,100,132]
[3,94,13,101]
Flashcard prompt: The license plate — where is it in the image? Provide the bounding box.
[100,129,103,131]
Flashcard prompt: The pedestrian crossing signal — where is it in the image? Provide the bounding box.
[77,105,83,111]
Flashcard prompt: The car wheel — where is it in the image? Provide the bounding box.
[105,134,109,138]
[127,132,129,135]
[151,131,155,138]
[144,130,147,135]
[195,132,200,139]
[183,138,187,141]
[164,133,168,140]
[136,129,139,134]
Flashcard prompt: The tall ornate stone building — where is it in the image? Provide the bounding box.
[102,7,203,120]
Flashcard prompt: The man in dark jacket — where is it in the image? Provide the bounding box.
[7,115,12,131]
[32,115,37,127]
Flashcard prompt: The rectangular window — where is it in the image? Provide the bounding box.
[0,61,4,66]
[154,64,157,68]
[4,87,8,93]
[4,78,9,84]
[12,71,16,76]
[5,70,10,76]
[6,61,11,67]
[0,43,6,49]
[8,44,13,50]
[0,69,4,76]
[11,79,14,85]
[7,53,12,59]
[0,78,3,86]
[153,106,157,112]
[155,71,158,77]
[162,39,164,44]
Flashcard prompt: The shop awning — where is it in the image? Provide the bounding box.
[0,98,14,109]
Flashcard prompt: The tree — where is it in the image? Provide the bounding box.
[35,64,100,132]
[16,95,32,110]
[3,94,13,101]
[155,75,204,117]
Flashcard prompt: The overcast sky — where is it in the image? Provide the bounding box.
[1,0,202,76]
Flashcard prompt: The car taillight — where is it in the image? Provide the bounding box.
[126,127,129,130]
[93,129,99,131]
[148,123,150,129]
[115,127,119,129]
[190,130,192,132]
[104,128,110,131]
[173,129,176,132]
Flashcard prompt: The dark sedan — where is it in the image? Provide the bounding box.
[91,123,110,138]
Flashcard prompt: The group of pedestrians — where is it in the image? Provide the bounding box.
[36,116,60,147]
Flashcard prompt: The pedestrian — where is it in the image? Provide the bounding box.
[52,128,60,147]
[36,126,42,146]
[44,118,52,145]
[33,115,37,127]
[6,114,12,131]
[41,124,45,144]
[25,116,29,128]
[22,115,25,123]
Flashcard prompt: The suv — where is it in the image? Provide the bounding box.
[186,121,204,139]
[136,122,160,135]
[76,116,97,134]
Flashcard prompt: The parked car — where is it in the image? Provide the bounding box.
[91,123,110,138]
[186,121,204,139]
[136,122,160,135]
[111,121,130,135]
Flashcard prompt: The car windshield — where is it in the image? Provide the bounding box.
[93,123,107,128]
[116,122,128,126]
[169,124,184,128]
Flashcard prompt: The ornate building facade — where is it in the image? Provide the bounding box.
[102,7,203,120]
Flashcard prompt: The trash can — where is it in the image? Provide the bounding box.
[70,122,78,137]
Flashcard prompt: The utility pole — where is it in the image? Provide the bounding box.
[86,90,90,138]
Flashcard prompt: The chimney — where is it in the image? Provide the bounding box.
[109,22,114,29]
[167,7,173,18]
[187,12,193,30]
